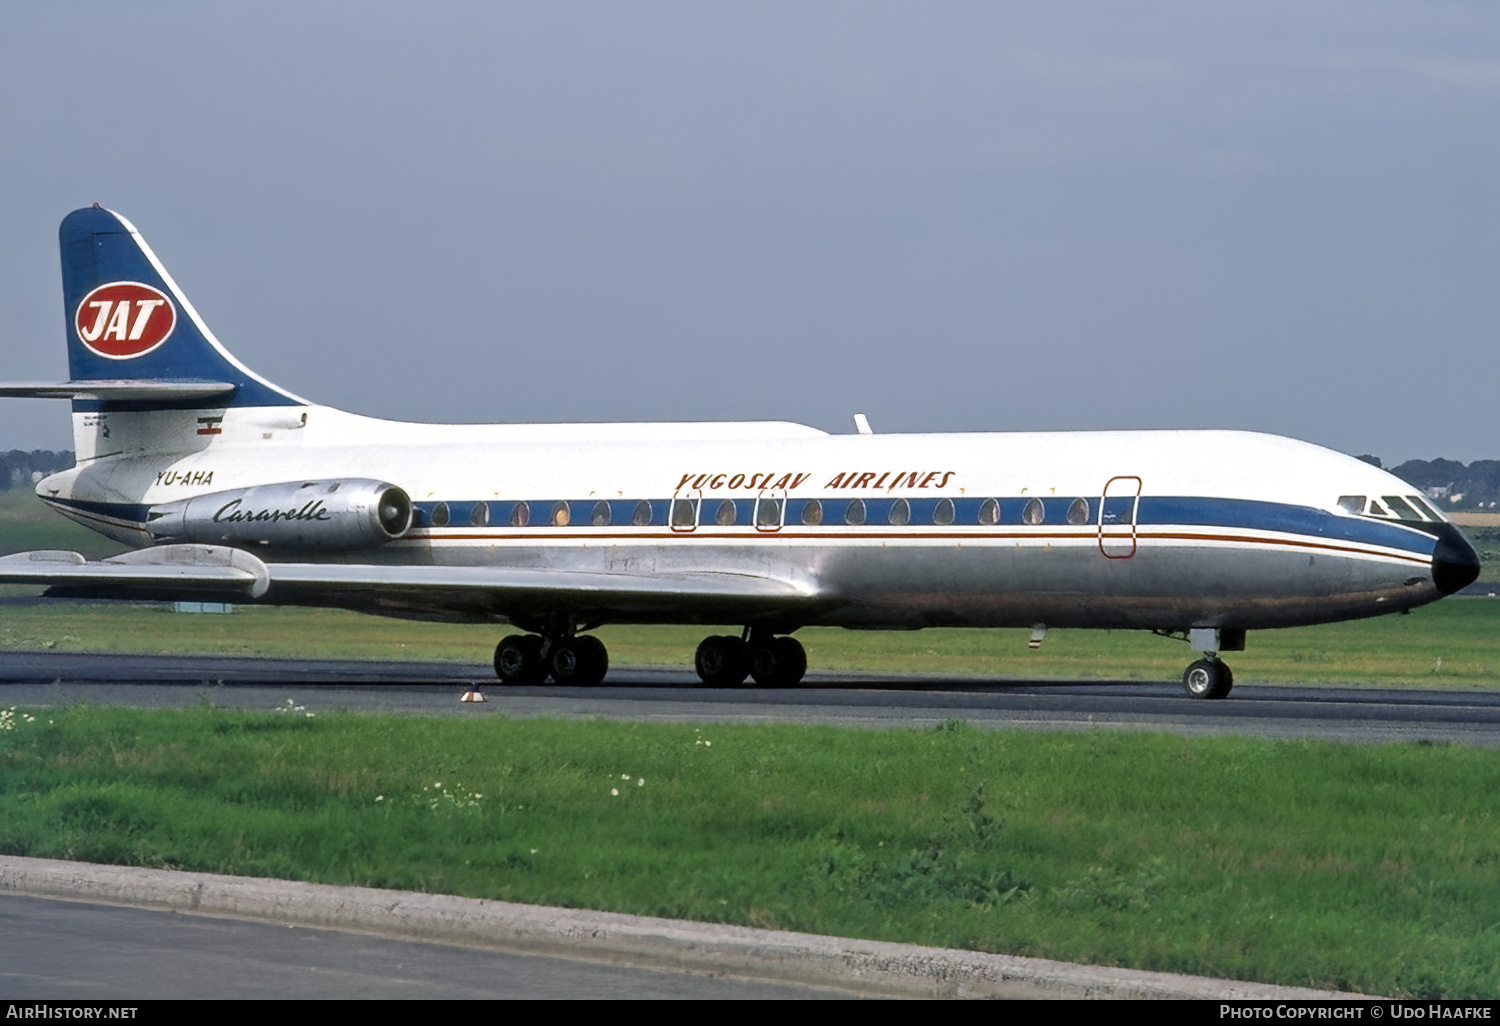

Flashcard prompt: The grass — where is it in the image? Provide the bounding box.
[1,706,1497,998]
[5,487,1500,997]
[0,487,128,562]
[3,599,1500,689]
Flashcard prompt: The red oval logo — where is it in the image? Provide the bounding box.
[74,282,176,359]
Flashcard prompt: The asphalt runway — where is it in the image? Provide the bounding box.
[0,894,849,999]
[4,650,1500,745]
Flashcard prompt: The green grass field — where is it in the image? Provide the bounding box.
[5,486,1500,998]
[3,600,1500,689]
[1,708,1496,998]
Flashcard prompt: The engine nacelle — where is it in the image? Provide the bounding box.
[147,479,413,551]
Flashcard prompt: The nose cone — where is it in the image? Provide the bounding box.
[1432,523,1482,595]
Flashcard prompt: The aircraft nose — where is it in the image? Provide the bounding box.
[1432,523,1481,595]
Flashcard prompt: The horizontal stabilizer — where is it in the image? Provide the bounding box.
[0,380,236,401]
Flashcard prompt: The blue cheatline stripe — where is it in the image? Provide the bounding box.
[44,493,1438,559]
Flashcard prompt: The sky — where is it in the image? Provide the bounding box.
[1,2,1497,464]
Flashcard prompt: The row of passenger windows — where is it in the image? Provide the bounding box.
[412,495,1125,529]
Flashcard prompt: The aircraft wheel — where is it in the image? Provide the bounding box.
[750,636,808,688]
[695,635,750,687]
[550,635,609,687]
[495,634,547,684]
[1182,658,1232,700]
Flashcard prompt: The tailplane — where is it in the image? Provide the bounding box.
[57,205,305,410]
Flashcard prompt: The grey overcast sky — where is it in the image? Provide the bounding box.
[1,2,1496,463]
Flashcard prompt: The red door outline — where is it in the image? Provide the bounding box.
[1098,476,1141,559]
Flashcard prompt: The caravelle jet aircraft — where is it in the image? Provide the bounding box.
[0,206,1481,698]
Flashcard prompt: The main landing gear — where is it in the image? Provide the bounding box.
[491,627,807,689]
[494,633,609,686]
[696,631,807,688]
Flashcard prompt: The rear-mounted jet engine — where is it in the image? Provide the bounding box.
[146,479,412,551]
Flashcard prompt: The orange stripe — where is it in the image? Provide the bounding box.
[397,528,1430,566]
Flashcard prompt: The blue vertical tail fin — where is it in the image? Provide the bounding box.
[60,205,305,409]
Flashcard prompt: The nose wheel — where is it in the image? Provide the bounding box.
[1182,658,1233,700]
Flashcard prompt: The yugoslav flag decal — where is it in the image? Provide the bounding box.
[74,281,176,359]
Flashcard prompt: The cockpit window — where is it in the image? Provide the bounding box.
[1381,496,1426,522]
[1410,495,1445,522]
[1354,493,1440,523]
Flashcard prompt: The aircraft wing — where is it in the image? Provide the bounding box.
[0,546,270,596]
[0,545,827,622]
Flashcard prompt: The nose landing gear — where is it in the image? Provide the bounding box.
[1178,627,1240,700]
[1182,658,1233,700]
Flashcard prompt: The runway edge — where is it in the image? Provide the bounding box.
[0,855,1369,1000]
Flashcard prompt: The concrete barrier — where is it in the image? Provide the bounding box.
[0,855,1370,999]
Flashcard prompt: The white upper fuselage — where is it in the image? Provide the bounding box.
[50,404,1407,517]
[36,404,1457,634]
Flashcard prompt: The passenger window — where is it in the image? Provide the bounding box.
[632,500,654,526]
[801,499,824,526]
[430,502,449,528]
[1022,498,1044,525]
[671,499,696,527]
[591,501,611,527]
[715,499,737,526]
[551,501,570,527]
[756,498,782,527]
[1337,495,1365,514]
[510,501,530,527]
[470,501,489,527]
[978,498,999,526]
[845,498,867,525]
[888,497,911,526]
[933,497,955,525]
[1067,497,1089,525]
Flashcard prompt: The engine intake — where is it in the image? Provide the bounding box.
[147,479,412,551]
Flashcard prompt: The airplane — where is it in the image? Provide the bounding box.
[0,205,1481,699]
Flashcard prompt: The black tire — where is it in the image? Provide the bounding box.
[1182,658,1232,700]
[694,635,750,687]
[550,635,609,687]
[495,634,546,684]
[750,636,808,688]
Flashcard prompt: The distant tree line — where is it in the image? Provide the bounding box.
[1357,455,1500,510]
[0,449,73,490]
